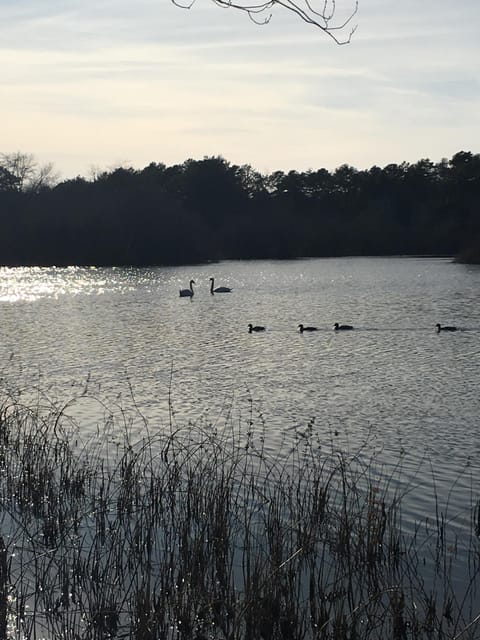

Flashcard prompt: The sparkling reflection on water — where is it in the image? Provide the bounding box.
[1,257,480,540]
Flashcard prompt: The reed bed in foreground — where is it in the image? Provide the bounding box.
[0,390,479,640]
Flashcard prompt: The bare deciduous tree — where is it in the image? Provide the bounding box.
[173,0,358,43]
[0,152,59,193]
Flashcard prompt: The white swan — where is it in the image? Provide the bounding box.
[210,277,232,294]
[179,280,195,297]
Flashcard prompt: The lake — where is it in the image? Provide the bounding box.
[1,256,480,542]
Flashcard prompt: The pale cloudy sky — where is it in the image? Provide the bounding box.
[1,0,479,179]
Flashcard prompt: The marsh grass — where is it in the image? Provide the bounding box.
[0,388,479,640]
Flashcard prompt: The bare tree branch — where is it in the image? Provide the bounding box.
[0,152,59,193]
[173,0,358,43]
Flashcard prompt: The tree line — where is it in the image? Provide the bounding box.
[0,150,479,267]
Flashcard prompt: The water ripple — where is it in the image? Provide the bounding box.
[1,257,480,537]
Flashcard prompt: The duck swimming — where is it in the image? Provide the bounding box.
[210,277,232,294]
[179,280,195,297]
[334,323,354,331]
[298,324,318,332]
[248,324,266,333]
[436,323,457,333]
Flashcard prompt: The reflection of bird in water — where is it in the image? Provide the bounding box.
[436,323,457,333]
[179,280,195,297]
[333,322,354,331]
[210,277,232,294]
[248,324,265,333]
[298,324,318,332]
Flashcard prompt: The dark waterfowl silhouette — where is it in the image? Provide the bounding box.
[210,277,232,294]
[179,280,195,297]
[298,324,318,332]
[436,323,457,333]
[334,322,354,331]
[248,324,266,333]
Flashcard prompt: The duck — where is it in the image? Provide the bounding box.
[210,277,232,294]
[298,324,318,332]
[248,324,266,333]
[436,323,457,333]
[179,280,195,297]
[334,322,354,331]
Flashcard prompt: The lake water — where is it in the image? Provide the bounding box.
[1,256,480,542]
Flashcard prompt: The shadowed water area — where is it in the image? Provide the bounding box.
[1,257,480,530]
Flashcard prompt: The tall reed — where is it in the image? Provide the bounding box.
[0,388,479,639]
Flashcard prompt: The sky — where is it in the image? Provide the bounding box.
[1,0,479,180]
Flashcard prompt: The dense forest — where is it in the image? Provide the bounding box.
[0,150,479,266]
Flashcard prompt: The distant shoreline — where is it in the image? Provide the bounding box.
[0,253,465,269]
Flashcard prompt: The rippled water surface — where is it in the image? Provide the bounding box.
[1,257,480,537]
